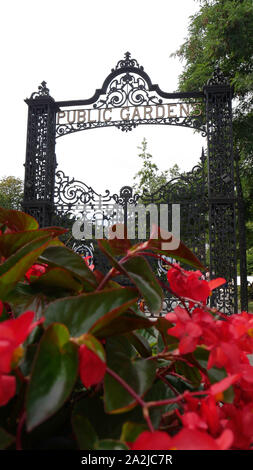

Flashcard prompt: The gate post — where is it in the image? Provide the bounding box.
[204,68,237,314]
[23,82,58,227]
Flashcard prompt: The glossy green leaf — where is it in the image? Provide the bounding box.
[155,317,179,349]
[31,267,82,293]
[104,336,156,413]
[39,245,98,289]
[122,256,163,314]
[124,331,152,358]
[26,323,78,431]
[120,421,147,443]
[44,287,138,337]
[0,236,60,299]
[0,227,66,258]
[130,224,205,270]
[99,225,131,256]
[175,360,202,388]
[95,439,129,450]
[72,414,98,450]
[0,427,15,449]
[94,310,154,339]
[72,397,131,441]
[0,207,38,231]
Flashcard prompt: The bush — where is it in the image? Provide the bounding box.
[0,207,253,450]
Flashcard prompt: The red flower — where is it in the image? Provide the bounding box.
[166,306,203,354]
[167,265,210,302]
[131,431,171,450]
[0,311,43,374]
[0,300,3,316]
[170,428,233,450]
[0,311,43,406]
[79,345,106,388]
[0,374,16,406]
[131,428,233,450]
[25,263,47,282]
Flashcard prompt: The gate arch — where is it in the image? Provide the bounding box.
[22,52,248,313]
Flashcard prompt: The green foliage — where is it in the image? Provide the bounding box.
[133,138,182,195]
[247,246,253,276]
[0,176,23,210]
[1,207,251,450]
[172,0,253,249]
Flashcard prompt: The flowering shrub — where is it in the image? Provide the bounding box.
[0,206,252,450]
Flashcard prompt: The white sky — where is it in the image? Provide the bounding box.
[1,0,205,194]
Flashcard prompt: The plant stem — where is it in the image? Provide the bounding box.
[96,267,116,291]
[146,390,208,409]
[16,410,26,450]
[106,367,154,432]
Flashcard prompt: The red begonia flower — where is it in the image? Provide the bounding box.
[0,311,43,374]
[180,411,208,431]
[131,428,233,450]
[25,263,47,282]
[208,278,226,291]
[0,374,16,407]
[166,306,203,354]
[79,345,106,388]
[170,428,233,450]
[210,374,240,397]
[130,431,172,450]
[0,300,3,317]
[167,265,210,302]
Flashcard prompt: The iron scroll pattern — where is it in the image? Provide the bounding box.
[204,69,237,314]
[56,53,206,136]
[53,154,209,315]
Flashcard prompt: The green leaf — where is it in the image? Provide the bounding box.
[0,427,15,449]
[130,224,205,270]
[72,414,98,450]
[0,236,60,300]
[95,439,129,450]
[39,245,98,290]
[0,207,38,231]
[122,256,163,314]
[99,226,132,256]
[26,323,78,431]
[72,396,130,441]
[175,360,202,388]
[124,331,152,358]
[31,267,82,293]
[94,310,154,339]
[223,385,235,404]
[0,227,66,258]
[44,287,138,337]
[104,336,156,413]
[155,317,179,349]
[120,421,147,443]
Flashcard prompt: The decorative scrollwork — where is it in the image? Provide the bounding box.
[93,72,163,110]
[207,66,228,86]
[112,51,143,71]
[30,81,50,99]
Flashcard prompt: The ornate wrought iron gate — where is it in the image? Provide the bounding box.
[22,53,248,313]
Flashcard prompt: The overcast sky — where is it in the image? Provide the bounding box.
[1,0,205,194]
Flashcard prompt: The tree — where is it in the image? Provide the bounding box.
[0,176,24,210]
[172,0,253,151]
[172,0,253,270]
[133,138,181,195]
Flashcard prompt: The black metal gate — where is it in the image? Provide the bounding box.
[22,53,248,314]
